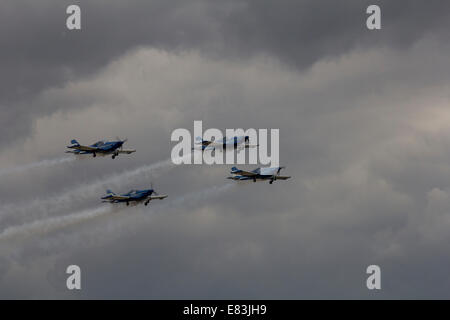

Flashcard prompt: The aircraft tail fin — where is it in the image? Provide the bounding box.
[195,136,205,145]
[101,189,116,200]
[70,139,80,146]
[231,166,239,172]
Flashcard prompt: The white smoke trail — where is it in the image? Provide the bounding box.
[0,206,111,240]
[0,158,171,220]
[0,156,75,177]
[0,183,233,241]
[0,153,196,221]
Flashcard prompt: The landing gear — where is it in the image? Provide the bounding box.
[126,202,129,206]
[112,155,116,159]
[144,200,150,206]
[93,153,96,158]
[253,178,256,182]
[269,180,273,184]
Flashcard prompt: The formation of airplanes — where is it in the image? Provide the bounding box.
[66,136,291,207]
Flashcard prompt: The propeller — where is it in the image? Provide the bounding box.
[150,182,159,195]
[115,137,128,150]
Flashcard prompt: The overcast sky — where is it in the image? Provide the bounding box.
[1,0,450,299]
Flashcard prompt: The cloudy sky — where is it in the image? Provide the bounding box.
[1,0,450,299]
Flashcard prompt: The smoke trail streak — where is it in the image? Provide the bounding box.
[0,153,197,222]
[0,156,75,177]
[0,183,233,241]
[0,158,172,220]
[0,206,111,240]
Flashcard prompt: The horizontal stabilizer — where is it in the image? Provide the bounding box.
[227,176,247,181]
[230,168,256,176]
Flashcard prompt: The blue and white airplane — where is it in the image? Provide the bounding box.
[228,166,291,184]
[194,136,258,151]
[101,188,168,206]
[66,139,136,159]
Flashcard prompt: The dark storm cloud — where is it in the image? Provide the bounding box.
[2,39,450,298]
[2,1,450,299]
[218,0,450,67]
[1,0,450,146]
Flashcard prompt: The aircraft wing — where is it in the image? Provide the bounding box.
[192,145,215,151]
[149,195,168,200]
[237,144,258,152]
[117,149,136,154]
[275,175,291,180]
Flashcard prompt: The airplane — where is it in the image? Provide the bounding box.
[194,136,258,151]
[66,138,136,159]
[227,166,291,184]
[101,187,168,206]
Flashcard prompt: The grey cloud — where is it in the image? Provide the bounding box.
[2,41,450,298]
[2,0,450,147]
[2,1,450,299]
